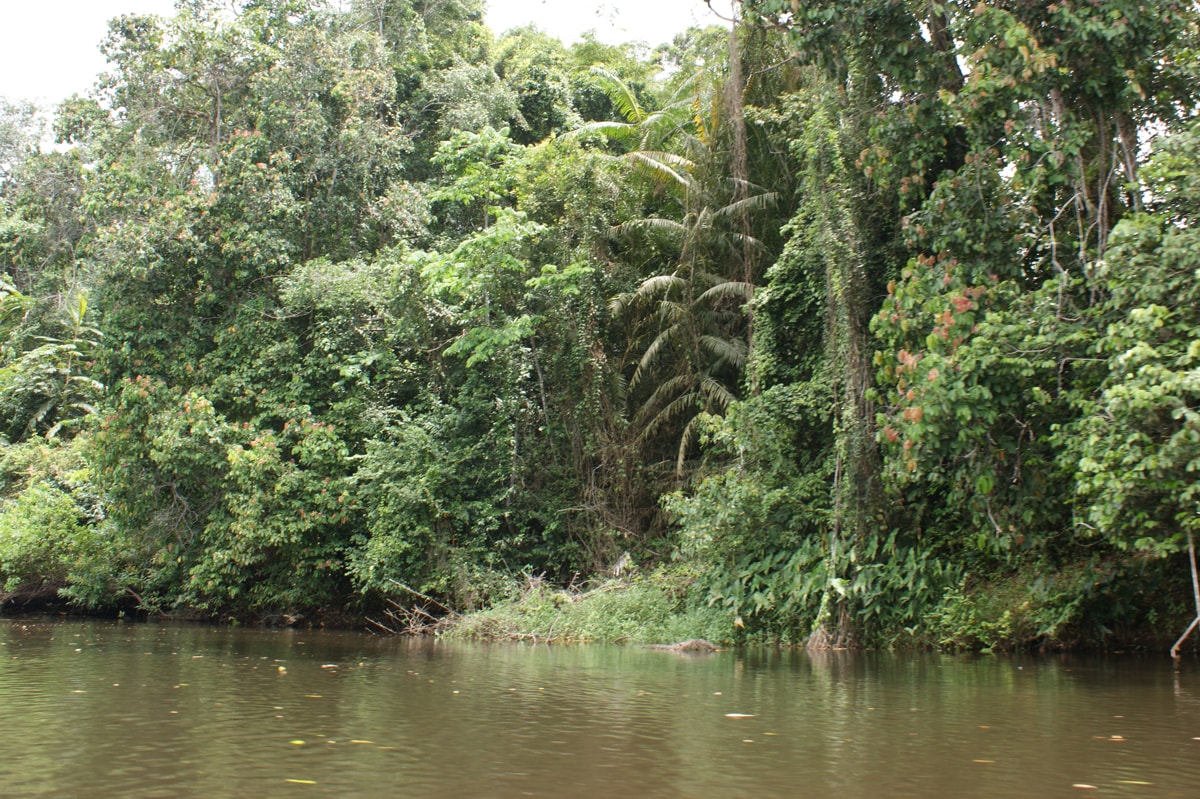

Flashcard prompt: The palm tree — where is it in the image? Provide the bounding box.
[581,52,777,474]
[611,184,774,474]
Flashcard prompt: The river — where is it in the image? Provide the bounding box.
[1,619,1197,798]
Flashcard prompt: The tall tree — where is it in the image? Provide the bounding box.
[736,0,1200,645]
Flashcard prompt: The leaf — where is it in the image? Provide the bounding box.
[587,66,645,124]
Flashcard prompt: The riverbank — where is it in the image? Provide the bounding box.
[391,560,1194,654]
[438,572,730,645]
[4,556,1192,654]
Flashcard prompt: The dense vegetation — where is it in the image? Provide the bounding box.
[2,0,1198,650]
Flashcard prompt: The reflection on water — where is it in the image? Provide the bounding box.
[1,619,1198,798]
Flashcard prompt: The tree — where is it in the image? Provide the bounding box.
[494,26,580,144]
[736,0,1200,646]
[1068,121,1200,556]
[588,36,777,476]
[0,96,43,185]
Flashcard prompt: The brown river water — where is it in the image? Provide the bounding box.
[1,619,1198,798]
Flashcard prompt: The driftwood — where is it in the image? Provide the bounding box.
[645,638,720,653]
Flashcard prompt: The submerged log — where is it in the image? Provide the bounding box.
[645,638,720,653]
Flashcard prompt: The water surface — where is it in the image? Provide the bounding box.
[1,619,1197,798]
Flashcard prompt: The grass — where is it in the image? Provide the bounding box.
[442,570,732,645]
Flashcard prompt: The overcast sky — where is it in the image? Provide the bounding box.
[0,0,730,108]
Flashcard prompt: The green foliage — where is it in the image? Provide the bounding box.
[0,481,92,594]
[871,262,1081,554]
[447,570,730,644]
[348,403,511,603]
[0,96,43,185]
[0,0,1197,650]
[1064,122,1200,555]
[190,415,355,611]
[599,43,780,476]
[0,286,102,442]
[420,57,519,141]
[567,35,659,125]
[0,440,114,607]
[493,26,580,144]
[924,554,1169,652]
[431,126,522,214]
[667,387,830,633]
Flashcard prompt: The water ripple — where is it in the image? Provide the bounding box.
[3,620,1199,798]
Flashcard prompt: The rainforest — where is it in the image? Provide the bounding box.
[1,0,1198,651]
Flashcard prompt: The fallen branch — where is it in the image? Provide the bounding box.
[386,579,459,618]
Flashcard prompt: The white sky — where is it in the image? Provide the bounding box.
[0,0,730,108]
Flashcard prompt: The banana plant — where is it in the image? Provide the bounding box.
[0,284,102,441]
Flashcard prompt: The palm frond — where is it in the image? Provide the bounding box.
[608,290,638,318]
[615,217,688,241]
[630,323,687,394]
[713,191,779,220]
[676,411,712,476]
[611,372,629,406]
[24,397,57,436]
[699,376,737,412]
[626,151,697,193]
[726,231,770,251]
[609,277,687,318]
[588,66,645,124]
[729,176,774,195]
[698,334,748,369]
[637,103,694,146]
[635,376,699,432]
[636,273,687,298]
[653,299,690,327]
[697,280,753,305]
[68,375,106,392]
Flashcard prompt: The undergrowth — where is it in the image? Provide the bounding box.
[443,569,731,644]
